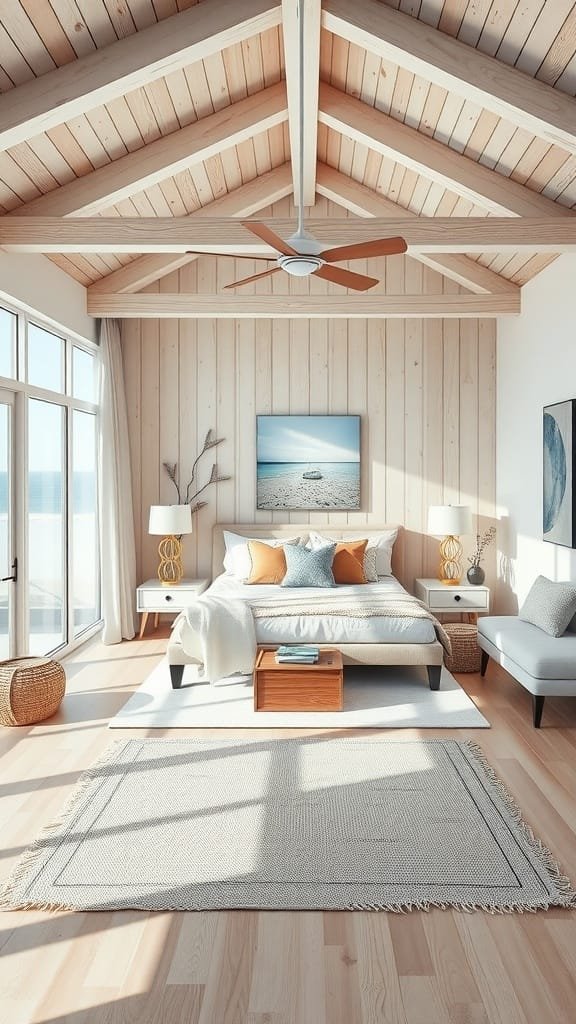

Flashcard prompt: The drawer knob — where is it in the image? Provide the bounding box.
[454,594,461,602]
[165,594,173,602]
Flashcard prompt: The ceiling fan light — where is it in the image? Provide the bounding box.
[278,255,323,277]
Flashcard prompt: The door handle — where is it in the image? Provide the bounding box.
[1,558,17,583]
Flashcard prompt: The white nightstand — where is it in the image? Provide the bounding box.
[136,578,209,638]
[415,578,490,624]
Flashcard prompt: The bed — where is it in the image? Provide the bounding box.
[167,523,445,689]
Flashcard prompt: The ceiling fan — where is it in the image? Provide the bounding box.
[185,4,407,292]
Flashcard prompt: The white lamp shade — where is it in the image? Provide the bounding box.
[148,504,192,536]
[427,504,472,537]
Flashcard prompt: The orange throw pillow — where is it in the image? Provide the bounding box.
[246,540,287,584]
[332,540,368,584]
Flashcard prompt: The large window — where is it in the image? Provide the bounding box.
[28,323,64,392]
[0,302,100,657]
[0,309,16,379]
[72,410,98,636]
[28,400,65,655]
[0,400,11,658]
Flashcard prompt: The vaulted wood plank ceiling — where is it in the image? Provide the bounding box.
[0,0,574,300]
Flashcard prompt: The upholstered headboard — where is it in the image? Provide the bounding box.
[211,523,403,581]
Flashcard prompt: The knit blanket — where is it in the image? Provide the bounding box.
[249,592,451,653]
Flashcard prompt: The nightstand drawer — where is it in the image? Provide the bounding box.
[427,588,489,611]
[138,589,192,611]
[136,579,209,612]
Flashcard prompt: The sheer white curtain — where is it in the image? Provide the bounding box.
[98,319,138,643]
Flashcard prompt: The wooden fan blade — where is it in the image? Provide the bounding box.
[241,221,299,257]
[320,237,408,262]
[223,267,282,289]
[185,251,274,261]
[314,264,379,291]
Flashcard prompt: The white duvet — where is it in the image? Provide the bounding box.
[206,573,436,645]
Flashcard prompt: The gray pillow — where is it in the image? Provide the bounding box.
[281,543,336,588]
[519,575,576,637]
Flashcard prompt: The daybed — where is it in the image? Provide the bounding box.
[478,616,576,727]
[167,524,444,690]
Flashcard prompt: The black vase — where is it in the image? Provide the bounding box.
[467,564,485,586]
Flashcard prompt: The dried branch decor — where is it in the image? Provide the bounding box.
[163,430,231,514]
[468,526,496,568]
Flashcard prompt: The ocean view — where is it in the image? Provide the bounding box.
[257,461,360,480]
[0,471,96,513]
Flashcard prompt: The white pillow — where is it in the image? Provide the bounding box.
[307,530,398,578]
[223,531,300,580]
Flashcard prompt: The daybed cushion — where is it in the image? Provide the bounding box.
[478,616,576,679]
[518,575,576,637]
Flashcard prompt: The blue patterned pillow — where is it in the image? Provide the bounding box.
[281,543,336,588]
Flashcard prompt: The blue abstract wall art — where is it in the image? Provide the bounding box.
[543,400,575,548]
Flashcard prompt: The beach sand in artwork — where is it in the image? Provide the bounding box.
[257,470,360,510]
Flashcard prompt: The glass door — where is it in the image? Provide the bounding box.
[0,389,16,658]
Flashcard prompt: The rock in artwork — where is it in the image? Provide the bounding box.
[543,400,575,547]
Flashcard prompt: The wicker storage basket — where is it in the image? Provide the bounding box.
[0,658,66,726]
[443,623,482,674]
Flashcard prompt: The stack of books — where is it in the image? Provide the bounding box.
[275,645,319,664]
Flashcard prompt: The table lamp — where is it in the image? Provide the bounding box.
[427,505,472,585]
[148,505,192,585]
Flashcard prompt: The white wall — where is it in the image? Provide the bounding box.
[0,252,96,343]
[496,255,576,612]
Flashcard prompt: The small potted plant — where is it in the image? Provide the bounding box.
[467,526,496,585]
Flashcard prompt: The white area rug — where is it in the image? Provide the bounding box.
[109,660,489,729]
[2,738,573,912]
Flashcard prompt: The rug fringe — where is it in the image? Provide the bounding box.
[0,896,571,915]
[0,740,129,911]
[465,741,576,909]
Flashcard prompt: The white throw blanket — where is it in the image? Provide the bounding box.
[172,595,256,682]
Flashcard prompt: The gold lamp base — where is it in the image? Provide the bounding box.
[157,534,183,585]
[438,534,463,584]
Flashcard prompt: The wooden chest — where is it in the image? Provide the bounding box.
[253,648,343,711]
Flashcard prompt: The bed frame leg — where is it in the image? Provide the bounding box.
[427,665,441,691]
[480,650,489,677]
[532,694,544,729]
[170,664,185,689]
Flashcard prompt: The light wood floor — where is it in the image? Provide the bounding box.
[1,627,576,1024]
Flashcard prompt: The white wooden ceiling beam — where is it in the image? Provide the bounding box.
[319,84,572,218]
[323,0,576,156]
[88,293,520,318]
[2,217,573,253]
[0,0,282,152]
[316,164,517,295]
[281,0,321,206]
[18,84,287,218]
[88,163,293,294]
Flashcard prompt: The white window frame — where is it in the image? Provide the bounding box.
[0,297,101,658]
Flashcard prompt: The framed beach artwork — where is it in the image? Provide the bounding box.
[543,399,576,548]
[256,415,361,511]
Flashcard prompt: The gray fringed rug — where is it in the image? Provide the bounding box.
[2,738,574,913]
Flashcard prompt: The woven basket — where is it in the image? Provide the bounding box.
[443,623,482,674]
[0,658,66,727]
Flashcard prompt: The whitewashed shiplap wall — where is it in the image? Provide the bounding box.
[121,271,496,593]
[121,192,495,590]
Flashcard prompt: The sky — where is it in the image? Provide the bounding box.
[257,415,360,463]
